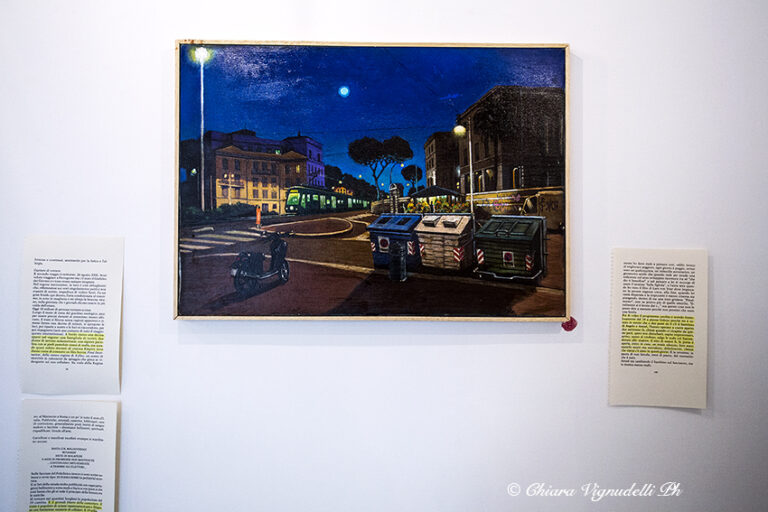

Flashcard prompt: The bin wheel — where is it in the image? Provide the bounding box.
[279,261,290,282]
[234,269,258,297]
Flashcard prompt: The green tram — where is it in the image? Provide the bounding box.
[285,185,370,215]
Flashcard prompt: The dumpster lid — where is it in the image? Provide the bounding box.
[415,213,471,235]
[475,215,544,241]
[422,215,440,227]
[366,214,422,233]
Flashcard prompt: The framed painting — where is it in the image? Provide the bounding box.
[175,41,569,321]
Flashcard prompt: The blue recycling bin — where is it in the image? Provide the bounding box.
[366,214,422,270]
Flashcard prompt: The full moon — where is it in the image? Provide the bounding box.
[338,86,350,97]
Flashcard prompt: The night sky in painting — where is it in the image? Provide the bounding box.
[179,44,565,187]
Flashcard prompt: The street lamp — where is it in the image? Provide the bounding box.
[453,121,475,216]
[454,120,478,258]
[193,46,211,210]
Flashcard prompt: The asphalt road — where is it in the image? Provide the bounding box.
[177,211,566,318]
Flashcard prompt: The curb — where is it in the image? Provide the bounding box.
[263,218,354,238]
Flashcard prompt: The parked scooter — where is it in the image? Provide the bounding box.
[230,231,291,296]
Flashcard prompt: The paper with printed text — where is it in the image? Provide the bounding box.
[609,248,708,408]
[19,236,124,394]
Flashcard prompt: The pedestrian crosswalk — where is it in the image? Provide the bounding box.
[179,216,375,254]
[178,227,265,254]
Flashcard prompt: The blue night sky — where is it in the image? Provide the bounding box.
[179,44,565,188]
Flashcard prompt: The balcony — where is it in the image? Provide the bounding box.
[220,179,245,188]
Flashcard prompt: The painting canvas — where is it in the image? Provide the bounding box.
[175,41,569,320]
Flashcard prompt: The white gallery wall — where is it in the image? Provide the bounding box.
[1,1,767,511]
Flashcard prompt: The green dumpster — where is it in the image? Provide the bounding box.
[474,215,547,282]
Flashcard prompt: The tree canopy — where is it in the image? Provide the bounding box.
[401,165,423,190]
[382,136,413,165]
[382,136,413,186]
[349,136,413,199]
[179,138,201,178]
[324,165,343,185]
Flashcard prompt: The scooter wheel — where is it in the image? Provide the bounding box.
[233,269,259,297]
[279,261,290,283]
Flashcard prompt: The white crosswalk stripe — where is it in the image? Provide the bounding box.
[180,237,232,246]
[226,230,263,237]
[201,234,256,242]
[180,243,213,250]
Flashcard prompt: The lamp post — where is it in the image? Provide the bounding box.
[454,120,478,258]
[453,121,474,215]
[194,46,211,210]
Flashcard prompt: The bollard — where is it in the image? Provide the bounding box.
[256,206,262,228]
[388,241,407,282]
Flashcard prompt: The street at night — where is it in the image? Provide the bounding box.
[177,210,565,318]
[176,43,568,319]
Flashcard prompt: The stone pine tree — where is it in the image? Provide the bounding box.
[348,137,386,199]
[179,138,201,209]
[401,165,423,193]
[324,165,343,188]
[349,136,413,199]
[382,136,413,187]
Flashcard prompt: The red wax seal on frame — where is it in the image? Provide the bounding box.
[561,317,578,331]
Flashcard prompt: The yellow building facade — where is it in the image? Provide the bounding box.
[332,186,354,196]
[214,145,308,214]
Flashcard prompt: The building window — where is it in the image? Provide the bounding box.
[271,177,277,184]
[233,189,241,198]
[222,159,229,170]
[262,190,269,198]
[221,186,229,196]
[271,191,277,199]
[262,203,269,212]
[252,178,258,186]
[262,162,268,171]
[234,159,240,171]
[261,177,268,186]
[252,190,258,198]
[271,163,277,174]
